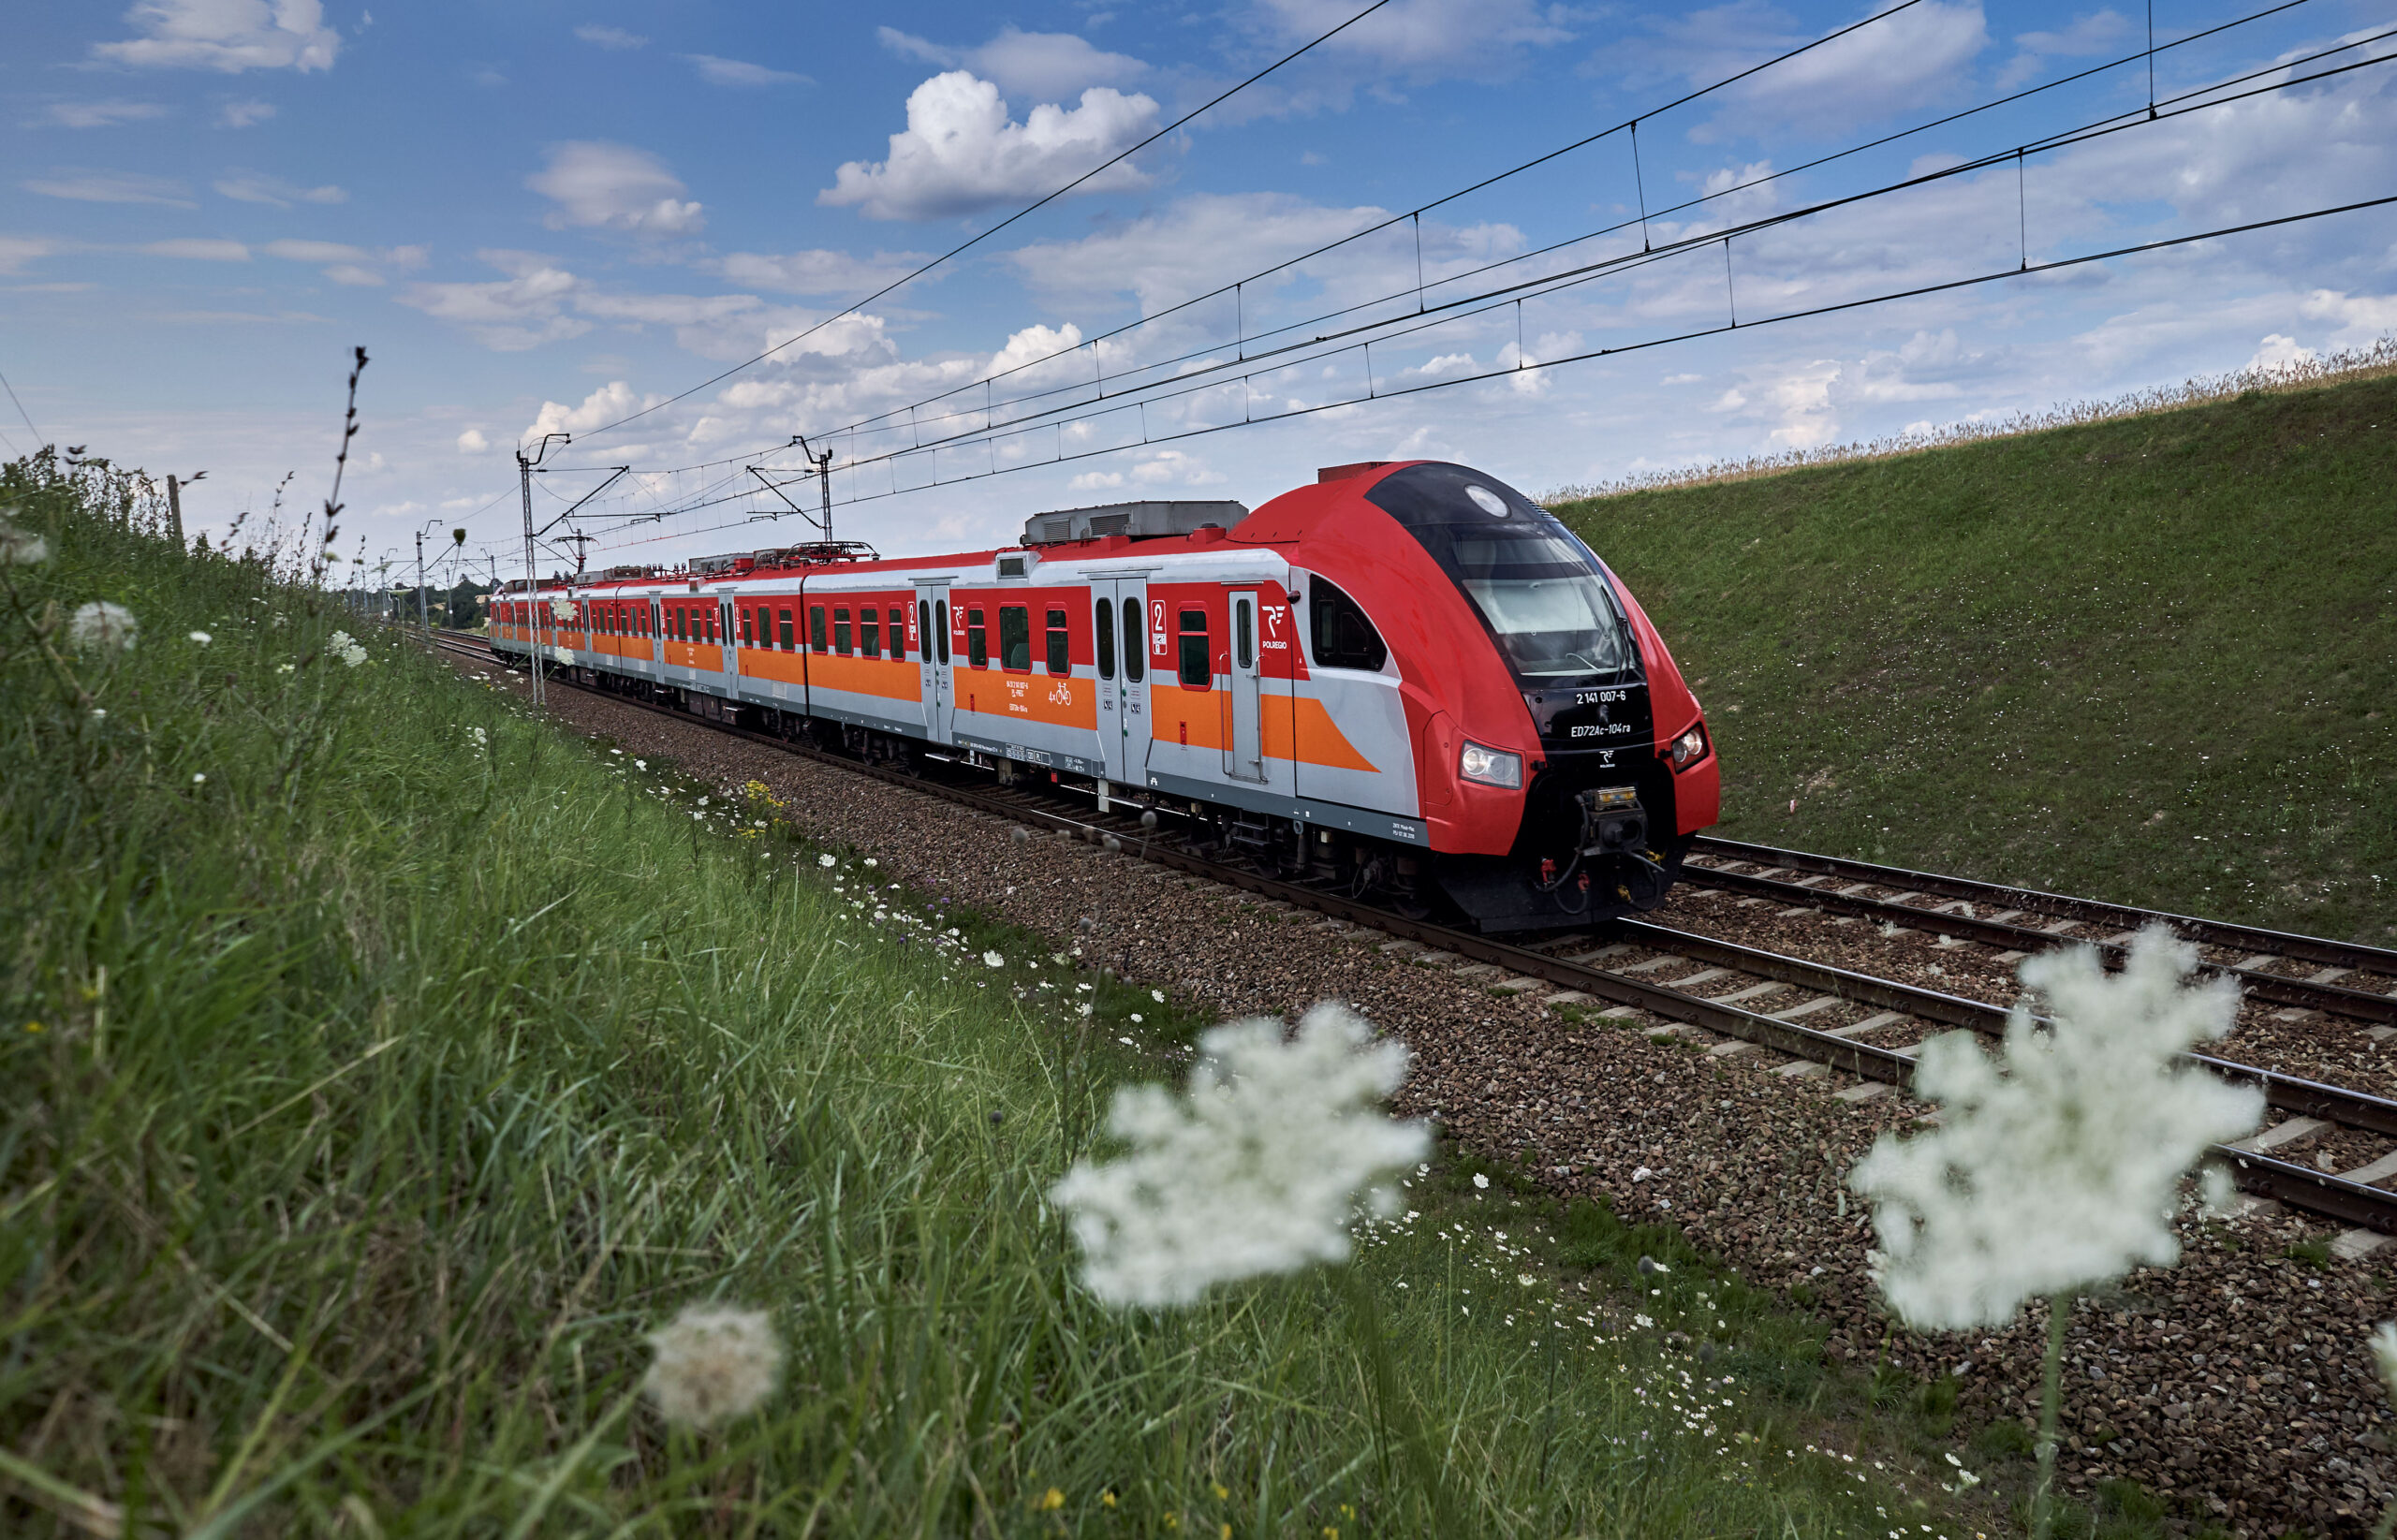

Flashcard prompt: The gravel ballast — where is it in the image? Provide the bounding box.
[460,653,2397,1536]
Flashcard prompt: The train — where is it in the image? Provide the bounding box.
[487,459,1718,932]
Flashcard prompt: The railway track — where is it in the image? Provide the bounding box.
[437,634,2397,1239]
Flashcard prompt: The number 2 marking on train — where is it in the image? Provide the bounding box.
[1150,599,1166,654]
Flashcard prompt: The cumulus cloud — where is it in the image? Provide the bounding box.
[213,169,346,206]
[819,72,1160,222]
[876,25,1149,102]
[527,141,704,235]
[457,428,490,452]
[217,98,274,127]
[713,247,931,296]
[681,53,810,87]
[22,169,195,206]
[35,100,171,129]
[526,379,669,442]
[575,23,647,50]
[93,0,342,73]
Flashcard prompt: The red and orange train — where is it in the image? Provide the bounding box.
[489,460,1718,931]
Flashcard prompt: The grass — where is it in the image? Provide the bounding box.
[1551,369,2397,945]
[0,458,2024,1534]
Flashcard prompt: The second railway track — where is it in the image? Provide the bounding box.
[436,632,2397,1240]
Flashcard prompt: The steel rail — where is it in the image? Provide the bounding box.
[1678,860,2397,1027]
[437,633,2397,1236]
[1609,918,2397,1138]
[1693,836,2397,975]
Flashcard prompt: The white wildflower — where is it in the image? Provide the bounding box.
[551,596,575,622]
[188,630,213,645]
[68,601,138,653]
[1847,927,2263,1330]
[0,511,47,565]
[1049,1002,1431,1307]
[636,759,647,770]
[2372,1324,2397,1401]
[818,854,836,868]
[1472,1173,1489,1190]
[191,772,206,785]
[1151,990,1166,1004]
[641,1303,782,1429]
[1633,1313,1655,1329]
[863,857,877,867]
[982,950,1005,968]
[1078,1003,1094,1018]
[1130,1013,1143,1024]
[469,726,488,747]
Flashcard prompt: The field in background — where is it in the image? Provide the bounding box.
[1554,370,2397,944]
[0,464,1991,1536]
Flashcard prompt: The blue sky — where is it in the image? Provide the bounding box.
[6,0,2393,585]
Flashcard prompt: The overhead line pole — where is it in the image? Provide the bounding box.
[517,432,568,708]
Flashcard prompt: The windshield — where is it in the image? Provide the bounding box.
[1365,463,1640,684]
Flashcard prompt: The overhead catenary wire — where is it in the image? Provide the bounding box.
[0,364,45,450]
[560,0,1408,449]
[539,0,2326,488]
[626,40,2397,525]
[597,190,2397,550]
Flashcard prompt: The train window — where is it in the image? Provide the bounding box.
[741,609,754,647]
[1178,609,1211,688]
[1123,600,1144,682]
[778,608,795,650]
[708,609,719,643]
[919,600,932,663]
[833,608,852,655]
[966,607,986,667]
[1045,609,1069,675]
[1235,597,1254,670]
[890,607,907,659]
[1308,575,1388,672]
[999,606,1031,671]
[810,607,827,652]
[860,609,880,659]
[937,600,951,664]
[1095,598,1115,680]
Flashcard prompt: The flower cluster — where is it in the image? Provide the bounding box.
[1849,927,2263,1329]
[0,507,49,565]
[328,629,367,667]
[1051,1002,1429,1307]
[641,1303,783,1429]
[68,600,138,653]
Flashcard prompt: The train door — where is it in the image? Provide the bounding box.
[1224,589,1266,783]
[1093,579,1147,796]
[720,597,739,690]
[919,581,953,742]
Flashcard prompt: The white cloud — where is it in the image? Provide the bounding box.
[680,53,810,87]
[575,23,646,50]
[526,379,669,442]
[397,250,591,351]
[22,169,195,206]
[527,142,703,235]
[1997,8,2132,90]
[1241,0,1571,89]
[322,264,381,286]
[148,307,329,324]
[713,247,932,296]
[36,100,171,129]
[1627,1,1989,139]
[142,238,250,260]
[93,0,342,73]
[819,72,1161,222]
[0,238,63,274]
[213,169,346,206]
[457,428,490,452]
[2243,332,2315,372]
[875,25,1149,102]
[217,98,274,127]
[262,238,368,261]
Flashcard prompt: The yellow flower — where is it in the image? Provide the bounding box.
[1339,1505,1355,1520]
[22,1021,40,1034]
[1212,1483,1228,1501]
[1323,1529,1339,1539]
[1219,1527,1231,1540]
[1101,1491,1117,1508]
[1036,1489,1064,1512]
[1163,1517,1179,1533]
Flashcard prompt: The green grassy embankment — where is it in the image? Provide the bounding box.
[0,461,2006,1534]
[1554,373,2397,943]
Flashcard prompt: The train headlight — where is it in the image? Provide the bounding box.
[1458,741,1522,790]
[1668,723,1710,770]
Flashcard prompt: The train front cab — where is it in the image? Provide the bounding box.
[1240,461,1717,932]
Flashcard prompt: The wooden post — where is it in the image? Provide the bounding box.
[166,475,185,553]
